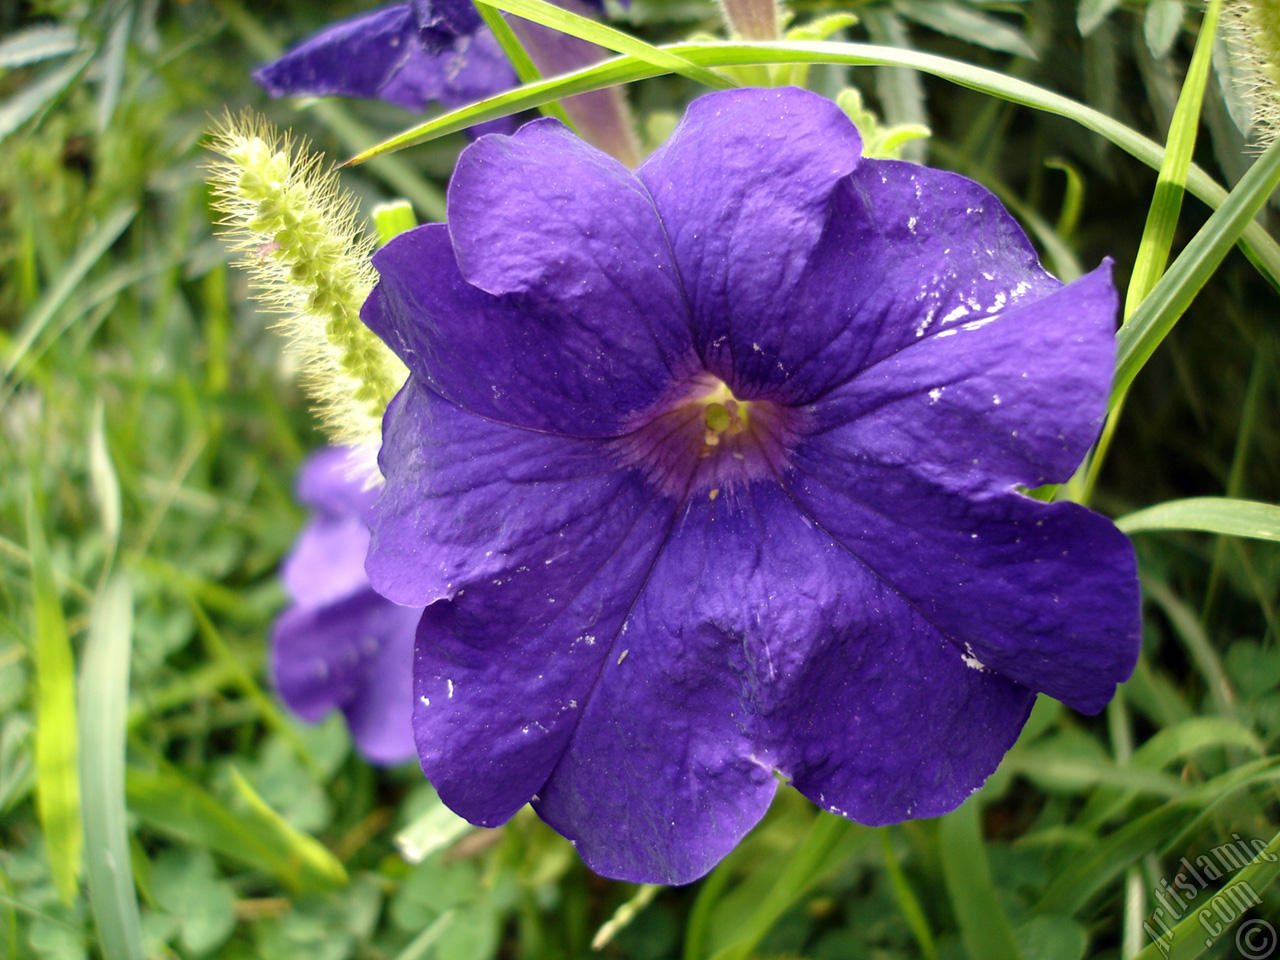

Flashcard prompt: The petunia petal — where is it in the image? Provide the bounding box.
[253,5,418,102]
[273,590,420,765]
[534,482,1032,882]
[366,378,665,607]
[783,456,1140,714]
[636,87,862,380]
[446,119,693,376]
[282,449,378,609]
[724,159,1063,402]
[363,224,689,437]
[811,262,1118,492]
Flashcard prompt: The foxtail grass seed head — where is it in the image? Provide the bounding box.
[1225,0,1280,146]
[207,112,406,446]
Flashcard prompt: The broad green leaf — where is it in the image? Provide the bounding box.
[1116,497,1280,542]
[940,798,1022,960]
[126,764,347,893]
[336,39,1280,298]
[28,498,82,905]
[893,0,1036,58]
[395,790,474,864]
[79,575,144,960]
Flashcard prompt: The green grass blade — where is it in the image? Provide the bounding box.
[482,0,732,90]
[80,574,144,960]
[472,1,578,129]
[1116,497,1280,542]
[28,496,82,906]
[1132,828,1280,960]
[335,38,1280,293]
[706,812,864,960]
[880,828,936,959]
[939,798,1022,960]
[4,203,137,379]
[1124,0,1219,318]
[88,400,122,572]
[892,0,1036,59]
[1113,136,1280,401]
[1144,579,1238,720]
[125,764,348,893]
[1035,758,1280,916]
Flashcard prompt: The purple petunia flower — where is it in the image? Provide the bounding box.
[252,0,638,160]
[272,447,422,767]
[358,87,1142,884]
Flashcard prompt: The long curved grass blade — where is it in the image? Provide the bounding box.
[472,1,578,129]
[126,764,348,893]
[1036,757,1280,916]
[1116,497,1280,542]
[940,798,1022,960]
[27,497,82,906]
[4,204,137,379]
[482,0,732,90]
[1113,136,1280,401]
[1125,0,1220,317]
[80,575,144,960]
[706,813,864,960]
[336,39,1280,296]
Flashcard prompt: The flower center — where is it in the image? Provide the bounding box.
[620,374,797,499]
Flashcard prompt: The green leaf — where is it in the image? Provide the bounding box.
[1036,758,1280,916]
[0,52,91,145]
[893,0,1036,58]
[372,201,419,247]
[1077,0,1121,36]
[481,0,732,90]
[705,813,865,960]
[1116,497,1280,542]
[1144,578,1238,720]
[472,1,578,130]
[939,797,1022,960]
[151,849,236,956]
[79,574,144,960]
[1114,135,1280,400]
[1125,0,1219,318]
[125,763,347,893]
[0,25,79,69]
[88,401,122,570]
[4,204,137,380]
[1132,828,1280,960]
[1144,0,1185,59]
[28,498,82,905]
